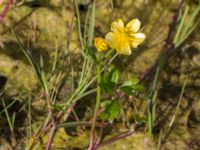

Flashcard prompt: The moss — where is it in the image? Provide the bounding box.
[101,132,155,150]
[28,128,88,149]
[0,54,37,93]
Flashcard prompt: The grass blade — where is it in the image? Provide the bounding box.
[2,99,14,133]
[11,30,45,89]
[179,5,200,41]
[52,38,58,73]
[173,5,189,44]
[88,0,96,46]
[169,76,187,127]
[0,99,17,115]
[74,0,84,50]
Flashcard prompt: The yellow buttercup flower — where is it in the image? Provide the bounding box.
[105,18,146,55]
[94,37,108,52]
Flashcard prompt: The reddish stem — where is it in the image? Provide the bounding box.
[94,130,135,150]
[95,120,105,146]
[42,111,63,133]
[0,0,12,23]
[45,120,56,150]
[42,101,77,133]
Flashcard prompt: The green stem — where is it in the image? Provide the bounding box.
[94,55,102,124]
[89,54,102,149]
[148,56,163,138]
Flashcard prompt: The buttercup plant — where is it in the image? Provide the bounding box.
[88,18,145,150]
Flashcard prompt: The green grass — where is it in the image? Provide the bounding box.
[2,99,15,133]
[169,76,187,127]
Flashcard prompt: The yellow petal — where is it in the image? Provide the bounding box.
[130,33,146,48]
[116,42,132,55]
[111,19,124,33]
[125,18,141,33]
[105,32,118,48]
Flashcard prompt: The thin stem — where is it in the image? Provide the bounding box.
[88,54,102,150]
[95,120,104,146]
[148,60,161,137]
[94,130,135,150]
[0,0,12,23]
[2,98,14,133]
[66,53,117,109]
[45,120,56,150]
[73,0,84,50]
[57,121,91,129]
[73,88,97,102]
[169,76,187,127]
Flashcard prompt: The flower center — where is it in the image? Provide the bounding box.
[117,32,129,45]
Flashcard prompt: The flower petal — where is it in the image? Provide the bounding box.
[105,32,118,48]
[94,37,108,52]
[116,42,132,55]
[111,19,124,33]
[130,33,146,48]
[125,18,141,33]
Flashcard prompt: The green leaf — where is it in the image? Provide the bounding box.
[130,77,140,85]
[88,0,95,46]
[131,84,145,92]
[120,77,145,94]
[123,77,140,86]
[100,100,122,122]
[100,65,121,93]
[107,64,115,72]
[120,85,132,94]
[111,69,120,84]
[100,82,115,93]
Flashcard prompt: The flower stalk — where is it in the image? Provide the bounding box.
[89,54,102,150]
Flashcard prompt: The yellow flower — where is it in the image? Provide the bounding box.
[105,18,146,55]
[94,37,108,52]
